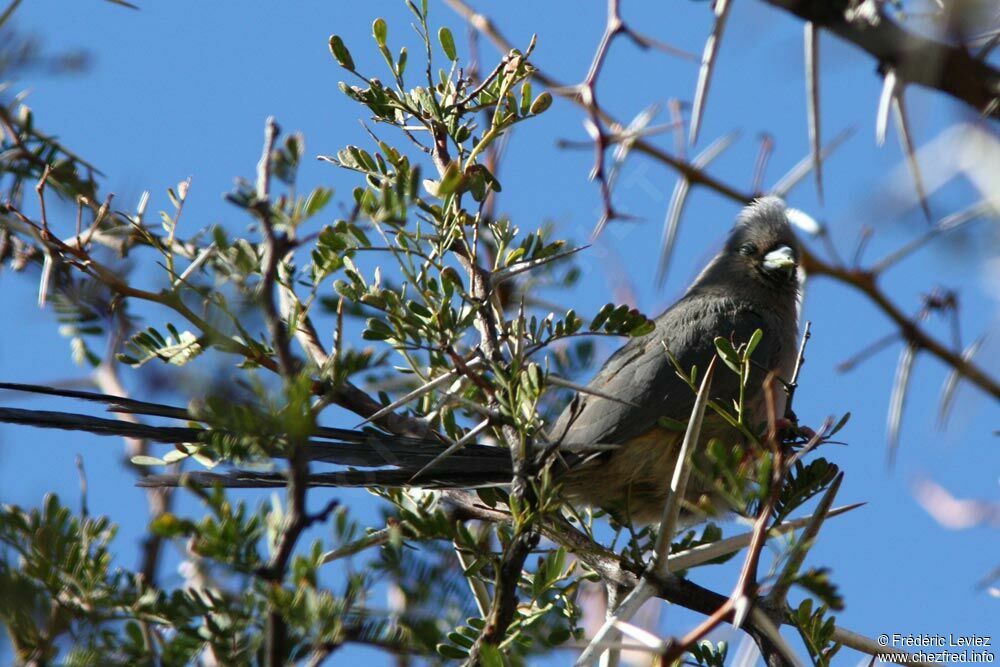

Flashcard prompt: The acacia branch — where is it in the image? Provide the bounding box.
[251,116,312,667]
[764,0,1000,118]
[445,0,1000,404]
[435,69,542,659]
[801,253,1000,400]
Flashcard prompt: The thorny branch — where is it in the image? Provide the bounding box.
[764,0,1000,118]
[443,489,914,665]
[579,0,635,237]
[1,5,992,666]
[444,0,1000,405]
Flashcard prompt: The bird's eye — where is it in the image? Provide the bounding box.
[738,243,756,256]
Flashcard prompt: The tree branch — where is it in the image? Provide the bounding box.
[446,0,1000,404]
[763,0,1000,118]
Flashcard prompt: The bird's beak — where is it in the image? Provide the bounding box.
[762,245,796,274]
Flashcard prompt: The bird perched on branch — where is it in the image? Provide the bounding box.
[0,197,801,524]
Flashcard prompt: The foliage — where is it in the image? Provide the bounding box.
[0,2,858,665]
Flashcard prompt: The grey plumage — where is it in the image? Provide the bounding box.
[0,197,801,523]
[553,196,801,520]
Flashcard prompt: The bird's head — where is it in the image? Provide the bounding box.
[723,196,800,287]
[688,196,801,301]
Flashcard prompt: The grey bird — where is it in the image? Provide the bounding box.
[552,196,800,521]
[0,197,801,523]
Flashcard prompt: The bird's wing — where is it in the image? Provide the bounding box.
[549,295,781,451]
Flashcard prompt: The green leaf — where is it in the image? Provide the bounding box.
[438,27,457,61]
[793,599,842,667]
[149,512,194,538]
[713,336,741,375]
[303,186,333,217]
[530,91,553,115]
[161,449,189,464]
[363,318,394,341]
[328,35,355,70]
[773,458,840,522]
[520,81,533,115]
[446,631,475,649]
[372,18,388,47]
[589,303,614,331]
[794,567,844,611]
[830,411,851,436]
[688,639,728,667]
[131,455,165,466]
[435,161,464,197]
[629,319,655,337]
[397,47,408,76]
[478,643,504,667]
[436,643,468,659]
[744,327,764,359]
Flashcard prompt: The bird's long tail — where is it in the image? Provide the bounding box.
[0,382,514,490]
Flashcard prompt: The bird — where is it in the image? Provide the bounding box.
[0,196,801,524]
[549,195,801,521]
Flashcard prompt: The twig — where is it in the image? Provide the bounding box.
[876,68,897,147]
[489,244,588,288]
[582,0,631,237]
[321,526,394,564]
[657,425,792,666]
[800,254,998,401]
[74,454,88,518]
[92,363,176,586]
[447,73,542,663]
[250,116,314,667]
[600,583,626,667]
[832,626,933,667]
[770,127,855,197]
[605,104,662,193]
[443,490,868,665]
[254,116,296,378]
[356,360,480,428]
[445,0,761,202]
[784,321,811,418]
[4,204,283,372]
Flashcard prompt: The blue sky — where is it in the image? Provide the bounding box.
[1,1,997,664]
